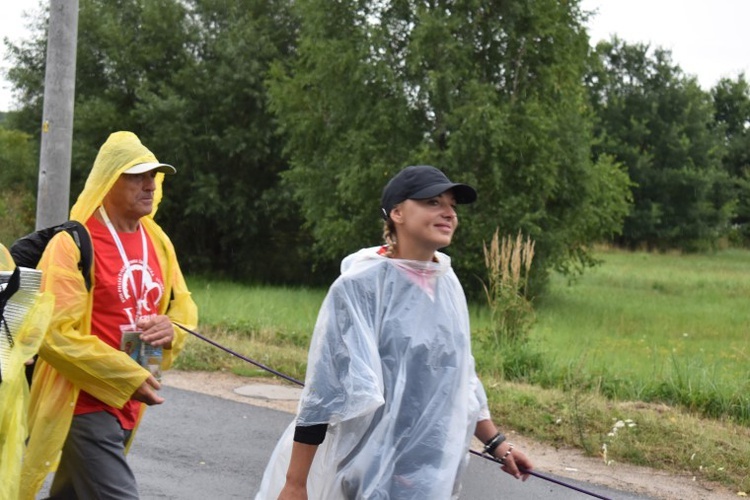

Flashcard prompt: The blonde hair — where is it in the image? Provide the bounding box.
[382,219,397,258]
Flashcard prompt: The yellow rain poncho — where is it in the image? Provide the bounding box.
[1,248,54,500]
[20,131,198,499]
[0,271,53,500]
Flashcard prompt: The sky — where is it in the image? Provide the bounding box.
[581,0,749,88]
[1,0,748,112]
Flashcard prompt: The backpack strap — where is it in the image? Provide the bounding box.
[58,221,93,291]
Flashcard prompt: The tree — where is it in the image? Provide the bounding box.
[587,38,733,251]
[5,0,311,283]
[712,74,750,243]
[269,0,631,293]
[132,0,310,283]
[7,0,633,290]
[0,127,37,243]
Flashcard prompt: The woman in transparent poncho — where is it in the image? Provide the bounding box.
[256,165,533,499]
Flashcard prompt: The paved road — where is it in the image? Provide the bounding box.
[124,386,653,499]
[38,386,653,499]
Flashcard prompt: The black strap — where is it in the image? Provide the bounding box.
[59,221,93,291]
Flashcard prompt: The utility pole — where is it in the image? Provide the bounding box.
[35,0,79,229]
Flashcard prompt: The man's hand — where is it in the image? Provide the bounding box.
[136,314,174,348]
[132,375,165,405]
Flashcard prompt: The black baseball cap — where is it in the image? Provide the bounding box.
[380,165,477,220]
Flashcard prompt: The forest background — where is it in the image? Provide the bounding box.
[1,0,749,493]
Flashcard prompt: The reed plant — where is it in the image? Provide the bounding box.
[481,229,536,346]
[474,230,545,381]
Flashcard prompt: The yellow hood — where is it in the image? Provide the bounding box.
[70,131,168,222]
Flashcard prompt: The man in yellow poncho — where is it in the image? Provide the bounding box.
[21,131,198,499]
[1,244,54,500]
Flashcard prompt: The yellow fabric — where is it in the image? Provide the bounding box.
[0,245,55,500]
[19,132,198,500]
[0,244,12,270]
[0,292,54,500]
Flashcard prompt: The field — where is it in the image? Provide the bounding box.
[529,248,750,421]
[180,248,750,493]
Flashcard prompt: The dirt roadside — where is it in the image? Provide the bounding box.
[162,370,740,500]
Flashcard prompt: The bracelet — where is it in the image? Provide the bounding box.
[483,432,506,456]
[499,443,514,464]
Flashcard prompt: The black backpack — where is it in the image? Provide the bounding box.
[10,220,93,291]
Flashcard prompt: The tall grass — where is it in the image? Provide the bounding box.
[475,230,543,380]
[481,230,535,345]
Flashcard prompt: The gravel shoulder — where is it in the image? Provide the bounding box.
[162,369,739,500]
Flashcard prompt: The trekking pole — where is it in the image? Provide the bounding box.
[172,322,303,387]
[469,449,613,500]
[173,322,613,499]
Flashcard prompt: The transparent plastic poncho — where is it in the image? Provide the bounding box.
[256,247,489,500]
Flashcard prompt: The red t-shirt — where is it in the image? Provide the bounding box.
[75,216,165,429]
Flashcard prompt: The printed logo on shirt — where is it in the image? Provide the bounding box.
[117,259,164,317]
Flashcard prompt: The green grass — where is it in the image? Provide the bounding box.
[177,250,750,493]
[529,248,750,421]
[186,277,324,348]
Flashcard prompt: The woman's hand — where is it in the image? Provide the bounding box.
[277,481,307,500]
[495,442,533,481]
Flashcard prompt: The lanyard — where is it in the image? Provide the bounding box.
[98,206,148,321]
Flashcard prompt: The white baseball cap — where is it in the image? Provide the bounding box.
[123,162,176,175]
